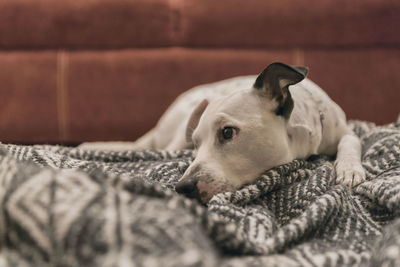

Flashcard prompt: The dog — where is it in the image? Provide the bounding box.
[79,62,365,204]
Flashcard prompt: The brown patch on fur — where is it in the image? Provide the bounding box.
[186,99,209,143]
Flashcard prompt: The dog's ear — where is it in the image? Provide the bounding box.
[186,99,209,143]
[253,62,308,119]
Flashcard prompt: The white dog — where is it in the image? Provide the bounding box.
[80,63,365,203]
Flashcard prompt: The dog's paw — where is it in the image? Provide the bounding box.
[335,159,366,188]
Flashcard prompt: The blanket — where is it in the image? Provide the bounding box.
[0,121,399,267]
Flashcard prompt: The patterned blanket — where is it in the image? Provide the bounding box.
[0,121,400,267]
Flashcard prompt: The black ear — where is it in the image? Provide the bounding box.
[253,62,308,120]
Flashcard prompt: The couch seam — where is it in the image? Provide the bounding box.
[57,50,69,142]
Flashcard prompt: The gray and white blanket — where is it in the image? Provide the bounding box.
[0,121,399,267]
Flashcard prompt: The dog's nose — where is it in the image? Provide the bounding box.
[175,178,199,198]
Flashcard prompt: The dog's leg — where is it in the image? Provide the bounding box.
[335,132,365,187]
[78,141,141,151]
[78,129,156,151]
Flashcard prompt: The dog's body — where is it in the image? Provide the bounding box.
[80,63,365,203]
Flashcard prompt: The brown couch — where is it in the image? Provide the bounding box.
[0,0,399,144]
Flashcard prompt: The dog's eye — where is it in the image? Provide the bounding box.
[221,126,236,140]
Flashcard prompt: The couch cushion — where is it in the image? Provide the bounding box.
[306,48,400,125]
[0,0,174,49]
[0,0,399,49]
[0,51,59,143]
[2,48,397,144]
[180,0,400,47]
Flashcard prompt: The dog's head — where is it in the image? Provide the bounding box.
[176,62,308,203]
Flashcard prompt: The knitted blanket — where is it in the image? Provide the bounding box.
[0,121,399,267]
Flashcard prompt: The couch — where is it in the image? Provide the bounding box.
[0,0,399,144]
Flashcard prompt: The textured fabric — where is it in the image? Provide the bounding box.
[0,121,399,266]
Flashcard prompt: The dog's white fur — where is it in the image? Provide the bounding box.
[80,63,365,203]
